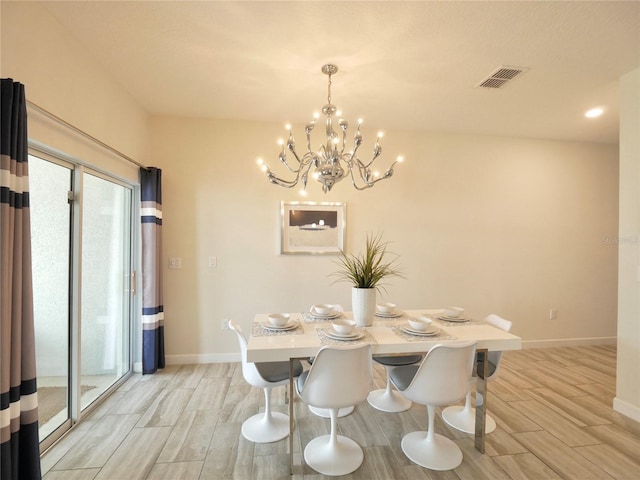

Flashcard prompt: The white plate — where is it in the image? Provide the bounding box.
[401,326,439,336]
[325,330,365,341]
[263,320,299,331]
[309,310,341,319]
[327,328,360,338]
[375,311,403,318]
[437,315,469,322]
[438,313,467,320]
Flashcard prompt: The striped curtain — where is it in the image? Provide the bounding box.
[140,167,165,374]
[1,79,42,479]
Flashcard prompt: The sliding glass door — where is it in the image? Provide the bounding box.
[29,153,134,447]
[29,155,73,441]
[80,172,132,409]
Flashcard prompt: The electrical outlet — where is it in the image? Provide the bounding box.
[220,319,229,330]
[549,308,557,320]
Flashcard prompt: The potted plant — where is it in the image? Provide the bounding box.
[332,232,404,326]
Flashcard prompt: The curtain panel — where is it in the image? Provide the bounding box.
[140,167,165,374]
[0,79,42,479]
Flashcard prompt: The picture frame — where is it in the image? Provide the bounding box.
[281,201,346,254]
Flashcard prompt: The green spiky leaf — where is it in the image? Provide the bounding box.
[332,232,405,292]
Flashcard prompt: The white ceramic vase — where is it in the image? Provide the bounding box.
[352,287,376,327]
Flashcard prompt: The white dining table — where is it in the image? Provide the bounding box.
[246,309,522,473]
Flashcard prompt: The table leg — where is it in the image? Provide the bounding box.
[475,348,488,452]
[289,359,294,475]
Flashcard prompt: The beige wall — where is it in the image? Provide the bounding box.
[150,116,618,362]
[2,3,622,376]
[1,2,149,179]
[616,67,640,421]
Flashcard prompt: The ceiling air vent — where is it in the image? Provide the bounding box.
[475,66,529,89]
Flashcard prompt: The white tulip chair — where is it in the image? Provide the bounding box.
[296,344,372,476]
[390,341,477,471]
[367,354,423,412]
[441,314,512,434]
[229,319,303,443]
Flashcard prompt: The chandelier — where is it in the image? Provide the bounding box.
[257,64,403,194]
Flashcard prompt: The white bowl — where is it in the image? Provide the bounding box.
[332,318,355,335]
[267,313,290,327]
[408,317,432,332]
[313,304,334,315]
[444,307,464,318]
[376,303,397,314]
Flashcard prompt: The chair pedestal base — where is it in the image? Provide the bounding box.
[441,405,496,434]
[241,411,289,443]
[304,434,364,476]
[309,405,354,418]
[401,430,463,471]
[367,388,412,412]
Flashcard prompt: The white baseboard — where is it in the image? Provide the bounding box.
[134,354,240,371]
[165,353,241,365]
[613,397,640,422]
[521,336,617,349]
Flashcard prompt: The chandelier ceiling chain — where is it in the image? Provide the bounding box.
[325,65,334,105]
[257,64,403,194]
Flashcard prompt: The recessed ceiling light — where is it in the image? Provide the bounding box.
[585,107,604,118]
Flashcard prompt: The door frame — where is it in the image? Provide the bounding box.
[29,144,139,453]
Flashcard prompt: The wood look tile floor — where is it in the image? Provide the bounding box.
[41,345,640,479]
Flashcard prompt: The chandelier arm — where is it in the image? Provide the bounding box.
[350,157,398,189]
[266,151,316,188]
[386,159,400,172]
[279,155,302,173]
[280,144,313,173]
[277,142,303,172]
[353,157,372,176]
[338,121,348,153]
[306,131,313,151]
[347,168,374,190]
[266,170,302,188]
[351,141,363,161]
[357,148,382,169]
[300,158,314,187]
[348,169,394,190]
[287,144,304,167]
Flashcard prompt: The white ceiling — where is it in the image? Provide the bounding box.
[40,1,640,144]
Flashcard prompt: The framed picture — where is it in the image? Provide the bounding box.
[281,201,346,254]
